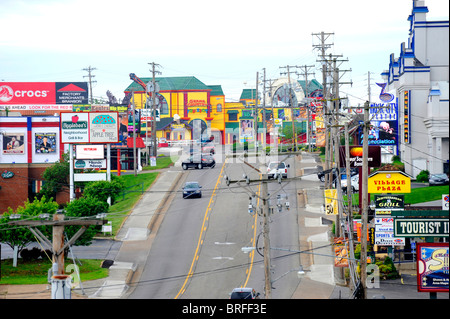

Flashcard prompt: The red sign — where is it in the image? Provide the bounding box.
[0,82,55,104]
[0,82,88,105]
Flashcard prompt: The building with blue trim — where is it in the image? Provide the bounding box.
[383,0,449,177]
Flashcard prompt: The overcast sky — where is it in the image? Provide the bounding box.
[1,0,448,106]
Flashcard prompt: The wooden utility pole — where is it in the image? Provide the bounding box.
[10,213,107,298]
[254,71,259,153]
[360,98,370,299]
[261,179,272,299]
[148,62,161,157]
[82,66,97,104]
[298,65,315,151]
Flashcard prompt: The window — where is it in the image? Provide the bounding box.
[216,104,222,112]
[229,113,238,121]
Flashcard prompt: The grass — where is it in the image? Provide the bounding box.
[0,259,108,285]
[343,185,449,206]
[0,155,177,285]
[100,155,178,238]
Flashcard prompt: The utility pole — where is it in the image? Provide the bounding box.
[10,213,107,299]
[298,65,315,151]
[312,32,334,188]
[254,71,259,153]
[83,66,97,104]
[360,71,372,299]
[148,62,161,158]
[132,91,137,176]
[279,65,299,150]
[261,178,272,299]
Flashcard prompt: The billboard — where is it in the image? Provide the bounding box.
[368,172,411,194]
[339,145,381,168]
[365,83,399,147]
[61,112,119,144]
[0,82,88,105]
[416,243,449,293]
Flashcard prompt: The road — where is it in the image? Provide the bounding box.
[128,149,309,299]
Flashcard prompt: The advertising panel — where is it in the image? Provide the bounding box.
[368,172,411,194]
[61,112,118,143]
[61,113,90,143]
[366,83,398,148]
[2,133,25,154]
[0,82,88,105]
[374,217,405,246]
[75,144,104,159]
[339,145,381,168]
[240,119,254,142]
[394,218,449,237]
[375,195,404,210]
[416,243,449,292]
[324,189,338,215]
[35,133,57,153]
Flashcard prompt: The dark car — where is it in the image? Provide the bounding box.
[182,154,215,170]
[202,142,215,155]
[317,167,358,183]
[428,174,449,186]
[182,181,202,199]
[230,288,260,299]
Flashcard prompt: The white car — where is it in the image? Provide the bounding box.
[230,287,260,299]
[341,174,359,193]
[267,161,289,179]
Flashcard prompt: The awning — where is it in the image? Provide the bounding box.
[126,137,146,148]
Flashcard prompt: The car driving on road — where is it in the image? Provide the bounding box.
[182,181,202,199]
[229,287,260,299]
[267,161,289,179]
[182,154,215,170]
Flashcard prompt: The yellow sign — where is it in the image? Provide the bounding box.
[368,172,411,194]
[324,189,338,215]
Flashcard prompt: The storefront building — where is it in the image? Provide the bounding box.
[382,0,449,177]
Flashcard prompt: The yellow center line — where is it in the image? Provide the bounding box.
[242,179,260,288]
[174,158,227,299]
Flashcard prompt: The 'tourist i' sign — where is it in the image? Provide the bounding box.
[394,218,449,237]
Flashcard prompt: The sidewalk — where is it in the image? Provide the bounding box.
[0,167,183,299]
[74,168,183,298]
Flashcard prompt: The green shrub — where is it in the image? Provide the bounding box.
[416,170,430,183]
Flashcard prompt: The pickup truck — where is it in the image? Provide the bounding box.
[267,161,289,179]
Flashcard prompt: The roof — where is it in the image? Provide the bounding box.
[207,85,224,96]
[297,79,323,95]
[239,89,259,100]
[125,76,211,92]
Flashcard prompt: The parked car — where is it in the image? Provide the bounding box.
[428,173,449,186]
[202,142,215,155]
[182,181,202,199]
[158,137,169,147]
[182,154,215,170]
[267,161,289,179]
[317,167,358,183]
[229,287,260,299]
[341,174,360,193]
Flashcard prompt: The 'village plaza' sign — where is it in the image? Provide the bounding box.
[368,171,411,194]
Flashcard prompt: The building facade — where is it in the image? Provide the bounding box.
[383,0,449,177]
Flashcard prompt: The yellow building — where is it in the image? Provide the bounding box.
[125,76,226,143]
[124,76,323,145]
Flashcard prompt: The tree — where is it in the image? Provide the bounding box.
[64,196,109,247]
[37,152,70,200]
[83,177,125,205]
[0,196,58,252]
